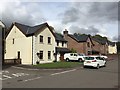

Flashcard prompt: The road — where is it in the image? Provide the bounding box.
[2,59,118,88]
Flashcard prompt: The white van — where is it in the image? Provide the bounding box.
[64,53,85,62]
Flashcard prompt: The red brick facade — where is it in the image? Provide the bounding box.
[92,39,108,55]
[63,31,93,55]
[63,30,108,55]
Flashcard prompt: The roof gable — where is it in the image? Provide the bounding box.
[92,37,108,45]
[68,34,89,42]
[6,22,55,38]
[55,33,67,42]
[108,41,116,46]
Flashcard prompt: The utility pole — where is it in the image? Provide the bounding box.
[0,21,5,65]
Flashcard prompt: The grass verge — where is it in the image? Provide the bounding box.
[34,61,83,69]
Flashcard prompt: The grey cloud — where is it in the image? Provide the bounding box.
[62,7,80,24]
[1,2,46,28]
[88,2,118,22]
[112,35,119,42]
[61,2,118,25]
[69,25,100,35]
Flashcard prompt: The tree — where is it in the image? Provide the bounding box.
[70,48,77,53]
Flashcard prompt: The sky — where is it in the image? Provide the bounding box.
[0,0,119,42]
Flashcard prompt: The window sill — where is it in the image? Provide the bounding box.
[48,59,52,60]
[39,59,44,61]
[39,42,44,44]
[48,43,52,45]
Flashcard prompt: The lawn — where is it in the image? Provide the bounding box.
[34,61,83,69]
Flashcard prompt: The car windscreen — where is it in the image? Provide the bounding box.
[96,57,104,60]
[84,57,94,60]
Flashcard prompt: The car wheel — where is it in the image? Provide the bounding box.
[104,62,106,67]
[78,58,82,62]
[66,58,69,62]
[83,66,86,68]
[96,64,100,69]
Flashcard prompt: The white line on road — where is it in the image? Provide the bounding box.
[3,75,12,79]
[51,69,76,76]
[23,77,41,82]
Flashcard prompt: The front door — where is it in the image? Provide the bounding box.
[60,53,64,61]
[18,51,20,59]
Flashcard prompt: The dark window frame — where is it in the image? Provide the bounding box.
[62,42,64,47]
[48,37,51,44]
[40,35,43,43]
[48,51,51,59]
[40,51,43,59]
[57,41,59,46]
[13,38,14,44]
[87,42,90,47]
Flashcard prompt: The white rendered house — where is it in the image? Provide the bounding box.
[108,41,117,54]
[5,22,56,65]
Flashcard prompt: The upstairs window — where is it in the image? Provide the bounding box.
[87,42,90,47]
[48,37,51,44]
[13,38,14,44]
[57,41,59,46]
[40,35,43,43]
[62,42,64,47]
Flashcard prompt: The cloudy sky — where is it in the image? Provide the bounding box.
[0,0,119,41]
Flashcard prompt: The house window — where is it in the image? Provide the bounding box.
[57,41,59,46]
[48,51,51,59]
[48,37,51,44]
[40,51,43,59]
[87,42,90,47]
[62,42,64,47]
[40,35,43,43]
[13,38,14,44]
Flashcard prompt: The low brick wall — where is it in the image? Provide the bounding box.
[4,59,21,65]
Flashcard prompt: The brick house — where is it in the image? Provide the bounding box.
[92,37,108,55]
[63,30,94,55]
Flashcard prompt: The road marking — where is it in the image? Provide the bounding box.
[12,73,29,77]
[0,71,9,74]
[23,77,41,82]
[51,69,76,76]
[12,66,39,71]
[3,75,12,79]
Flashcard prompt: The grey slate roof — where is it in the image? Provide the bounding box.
[108,41,116,46]
[54,33,67,42]
[92,37,107,45]
[14,22,49,36]
[68,34,89,42]
[56,47,70,53]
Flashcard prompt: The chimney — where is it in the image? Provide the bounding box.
[63,29,68,35]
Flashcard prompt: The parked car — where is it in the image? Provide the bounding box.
[100,55,108,59]
[83,56,106,69]
[64,53,85,62]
